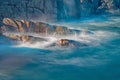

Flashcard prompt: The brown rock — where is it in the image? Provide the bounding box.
[21,20,30,28]
[2,33,20,40]
[1,18,81,38]
[39,22,47,33]
[58,39,69,46]
[9,34,20,40]
[2,18,71,35]
[56,26,65,35]
[3,18,18,28]
[20,35,29,43]
[57,39,87,47]
[15,21,24,32]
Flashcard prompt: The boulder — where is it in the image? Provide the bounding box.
[3,18,18,28]
[58,39,69,46]
[57,39,88,47]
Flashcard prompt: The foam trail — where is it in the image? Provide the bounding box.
[14,36,58,49]
[49,57,108,67]
[13,29,118,50]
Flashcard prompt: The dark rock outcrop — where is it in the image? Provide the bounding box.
[0,0,120,24]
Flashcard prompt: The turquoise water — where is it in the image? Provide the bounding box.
[0,16,120,80]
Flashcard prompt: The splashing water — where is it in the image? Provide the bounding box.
[13,29,118,49]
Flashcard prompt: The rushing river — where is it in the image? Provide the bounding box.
[0,15,120,80]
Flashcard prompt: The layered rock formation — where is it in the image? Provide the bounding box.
[0,18,89,47]
[1,18,76,35]
[0,18,65,43]
[0,0,120,24]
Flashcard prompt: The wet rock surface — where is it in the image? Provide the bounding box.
[57,39,88,47]
[0,18,90,48]
[1,18,73,35]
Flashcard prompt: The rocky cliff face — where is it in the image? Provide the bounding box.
[0,0,57,22]
[0,0,120,24]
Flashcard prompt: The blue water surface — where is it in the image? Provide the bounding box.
[0,16,120,80]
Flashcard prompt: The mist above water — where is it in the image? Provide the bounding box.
[0,15,120,80]
[12,16,119,50]
[0,0,120,79]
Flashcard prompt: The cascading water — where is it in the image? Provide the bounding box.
[57,0,81,19]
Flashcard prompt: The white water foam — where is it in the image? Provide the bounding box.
[14,36,58,49]
[13,16,120,49]
[13,29,118,50]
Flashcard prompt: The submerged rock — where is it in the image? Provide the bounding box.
[57,39,88,47]
[2,33,47,43]
[20,35,29,43]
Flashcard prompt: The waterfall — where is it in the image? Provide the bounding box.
[57,0,80,19]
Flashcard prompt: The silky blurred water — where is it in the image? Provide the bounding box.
[0,16,120,80]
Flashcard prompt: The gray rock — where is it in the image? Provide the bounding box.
[0,0,120,23]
